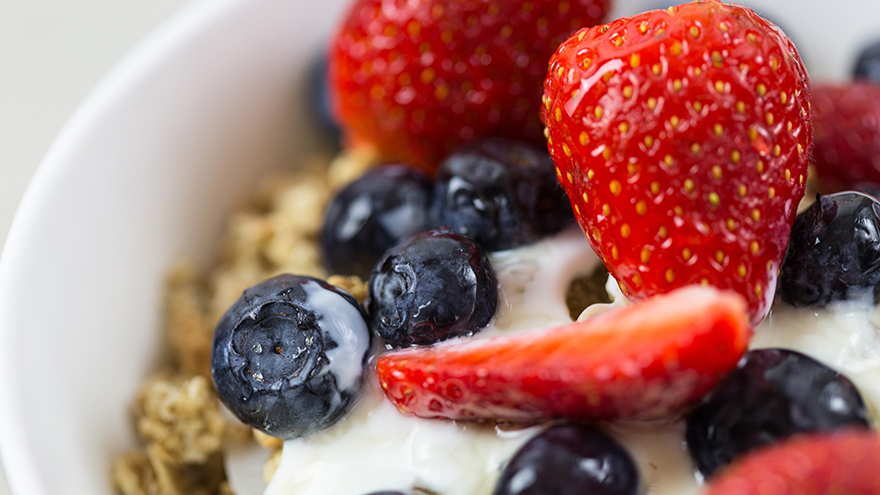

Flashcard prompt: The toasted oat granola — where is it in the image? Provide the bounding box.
[113,150,375,495]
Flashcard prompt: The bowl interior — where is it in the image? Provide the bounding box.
[0,0,348,493]
[1,0,879,494]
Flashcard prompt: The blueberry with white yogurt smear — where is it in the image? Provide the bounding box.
[211,274,371,439]
[493,424,639,495]
[686,348,871,477]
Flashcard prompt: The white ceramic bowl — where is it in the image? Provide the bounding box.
[1,1,879,494]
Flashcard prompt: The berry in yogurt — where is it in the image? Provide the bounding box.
[327,0,610,172]
[493,424,639,495]
[206,2,880,495]
[779,191,880,306]
[685,348,872,477]
[367,227,497,348]
[211,274,371,439]
[542,1,811,326]
[378,285,750,422]
[431,137,573,252]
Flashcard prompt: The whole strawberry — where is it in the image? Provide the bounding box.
[542,1,812,325]
[811,82,880,191]
[329,0,610,173]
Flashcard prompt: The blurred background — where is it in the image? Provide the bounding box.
[0,0,190,492]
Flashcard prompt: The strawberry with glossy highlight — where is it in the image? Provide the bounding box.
[542,1,812,325]
[378,285,750,423]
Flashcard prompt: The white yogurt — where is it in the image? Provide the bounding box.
[302,280,372,394]
[226,227,880,495]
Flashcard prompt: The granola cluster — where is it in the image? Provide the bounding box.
[113,151,374,495]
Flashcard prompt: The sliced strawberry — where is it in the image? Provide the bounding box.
[541,1,812,326]
[328,0,609,173]
[704,430,880,495]
[378,285,750,423]
[811,82,880,191]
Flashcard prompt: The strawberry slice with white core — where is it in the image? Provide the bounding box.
[378,285,750,423]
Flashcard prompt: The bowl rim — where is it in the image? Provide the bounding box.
[0,0,248,493]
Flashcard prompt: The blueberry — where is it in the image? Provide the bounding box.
[686,348,871,478]
[431,138,573,252]
[779,192,880,306]
[493,425,639,495]
[367,227,497,348]
[854,39,880,83]
[211,274,371,439]
[321,165,434,279]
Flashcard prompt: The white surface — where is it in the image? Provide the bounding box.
[0,1,879,495]
[0,0,345,493]
[0,2,192,493]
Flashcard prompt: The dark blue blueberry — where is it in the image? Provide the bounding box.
[493,425,639,495]
[779,192,880,306]
[431,138,573,252]
[321,165,434,279]
[211,274,371,439]
[854,39,880,83]
[686,348,871,478]
[309,53,341,143]
[367,227,497,348]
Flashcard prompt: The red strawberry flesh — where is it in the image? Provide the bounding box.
[378,285,750,423]
[704,430,880,495]
[811,82,880,192]
[328,0,609,173]
[541,1,812,326]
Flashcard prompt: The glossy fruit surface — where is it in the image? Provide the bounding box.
[432,138,572,251]
[322,164,434,279]
[493,425,639,495]
[811,83,880,191]
[542,1,811,325]
[702,431,880,495]
[686,348,871,477]
[779,192,880,306]
[367,227,497,348]
[211,274,371,439]
[328,0,610,173]
[378,285,750,422]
